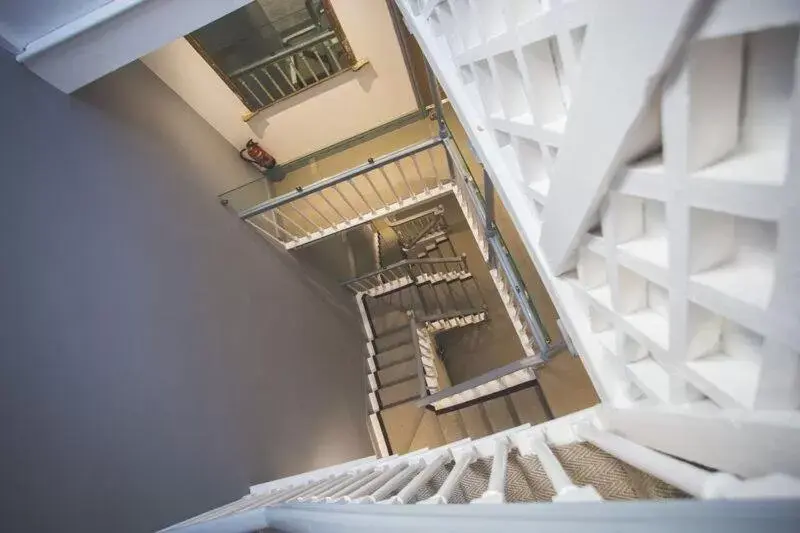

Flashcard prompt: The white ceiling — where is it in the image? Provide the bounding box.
[0,0,113,51]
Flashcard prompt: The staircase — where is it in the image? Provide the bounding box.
[159,0,800,529]
[343,207,558,459]
[351,254,487,456]
[224,98,562,454]
[231,134,561,460]
[386,204,448,253]
[162,1,800,529]
[162,406,800,532]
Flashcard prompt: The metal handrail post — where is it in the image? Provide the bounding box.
[491,235,549,354]
[484,166,496,267]
[424,58,447,139]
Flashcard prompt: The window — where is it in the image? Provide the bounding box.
[188,0,356,113]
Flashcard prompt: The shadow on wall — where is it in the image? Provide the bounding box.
[247,62,378,139]
[0,53,373,533]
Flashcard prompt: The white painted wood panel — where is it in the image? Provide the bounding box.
[540,0,702,274]
[396,0,800,431]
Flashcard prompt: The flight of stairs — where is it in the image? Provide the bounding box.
[361,263,551,457]
[363,268,486,411]
[163,410,701,531]
[352,207,557,457]
[397,441,687,504]
[409,230,458,264]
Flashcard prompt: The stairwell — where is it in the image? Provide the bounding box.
[230,125,568,461]
[348,202,555,458]
[223,117,577,462]
[159,0,800,528]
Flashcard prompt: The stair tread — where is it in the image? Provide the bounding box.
[377,378,419,407]
[460,277,482,309]
[382,286,417,313]
[375,343,416,367]
[408,444,687,504]
[437,239,456,257]
[509,387,550,426]
[448,279,471,309]
[431,280,455,311]
[378,402,425,455]
[404,284,427,315]
[548,443,688,500]
[417,283,442,314]
[482,396,518,433]
[373,327,413,352]
[435,411,467,443]
[367,306,409,334]
[376,358,417,384]
[457,404,491,439]
[408,411,445,452]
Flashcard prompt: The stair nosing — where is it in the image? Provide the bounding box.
[371,353,416,371]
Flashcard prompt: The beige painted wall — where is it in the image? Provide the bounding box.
[143,0,418,164]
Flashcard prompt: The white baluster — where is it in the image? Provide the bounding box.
[384,453,450,504]
[261,66,285,97]
[419,448,477,504]
[530,436,602,501]
[282,473,348,504]
[473,437,510,503]
[362,463,421,503]
[323,40,342,70]
[325,469,381,502]
[347,463,408,502]
[378,166,401,204]
[299,474,357,503]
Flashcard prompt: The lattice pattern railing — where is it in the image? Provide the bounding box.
[396,0,800,412]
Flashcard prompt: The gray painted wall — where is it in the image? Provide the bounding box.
[78,59,264,197]
[0,56,372,532]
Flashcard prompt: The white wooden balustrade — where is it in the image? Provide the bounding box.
[161,408,800,531]
[396,0,800,445]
